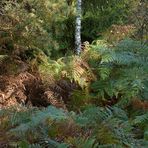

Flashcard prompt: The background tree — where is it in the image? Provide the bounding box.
[75,0,82,55]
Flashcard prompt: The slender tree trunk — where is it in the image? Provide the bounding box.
[75,0,82,55]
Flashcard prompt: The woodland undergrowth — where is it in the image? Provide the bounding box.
[0,38,148,148]
[0,0,148,147]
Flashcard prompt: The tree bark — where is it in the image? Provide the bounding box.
[75,0,82,55]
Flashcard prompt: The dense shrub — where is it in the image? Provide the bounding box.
[0,0,75,57]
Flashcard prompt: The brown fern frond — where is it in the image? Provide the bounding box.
[132,99,148,110]
[71,56,96,87]
[43,90,67,110]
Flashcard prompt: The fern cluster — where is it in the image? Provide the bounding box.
[86,39,148,108]
[0,38,147,147]
[32,38,148,115]
[0,0,147,147]
[0,105,147,147]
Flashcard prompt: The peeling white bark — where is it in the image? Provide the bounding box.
[75,0,82,55]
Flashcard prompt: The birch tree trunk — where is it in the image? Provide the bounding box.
[75,0,82,55]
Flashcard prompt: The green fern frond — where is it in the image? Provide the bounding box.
[116,38,148,54]
[39,137,69,148]
[98,144,123,148]
[18,141,42,148]
[10,106,67,136]
[29,144,42,148]
[132,113,148,126]
[71,137,98,148]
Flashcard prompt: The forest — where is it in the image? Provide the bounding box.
[0,0,148,147]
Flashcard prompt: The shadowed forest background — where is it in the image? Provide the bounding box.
[0,0,148,147]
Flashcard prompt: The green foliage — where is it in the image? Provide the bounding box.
[34,38,148,110]
[81,0,139,41]
[88,38,148,107]
[0,0,140,57]
[38,55,95,89]
[0,105,147,147]
[70,137,98,148]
